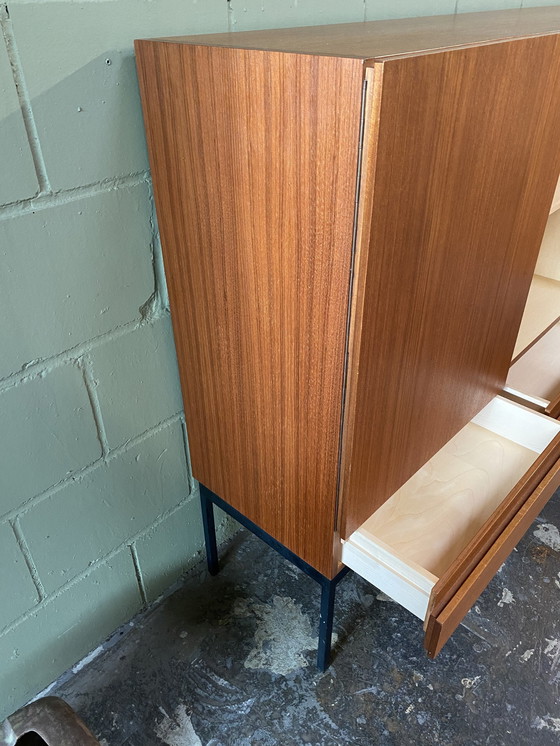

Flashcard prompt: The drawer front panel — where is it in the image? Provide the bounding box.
[424,455,560,657]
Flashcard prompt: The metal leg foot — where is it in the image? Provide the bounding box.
[200,485,219,576]
[317,577,337,672]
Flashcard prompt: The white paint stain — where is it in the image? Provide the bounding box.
[533,715,560,732]
[234,595,331,675]
[544,638,560,659]
[72,644,104,674]
[520,649,535,662]
[498,588,515,607]
[543,638,560,684]
[355,685,379,696]
[461,676,482,693]
[533,523,560,551]
[156,705,202,746]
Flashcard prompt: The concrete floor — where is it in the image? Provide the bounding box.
[44,491,560,746]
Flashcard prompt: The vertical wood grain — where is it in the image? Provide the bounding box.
[339,35,560,539]
[135,41,364,576]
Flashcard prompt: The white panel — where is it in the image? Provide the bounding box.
[341,540,432,620]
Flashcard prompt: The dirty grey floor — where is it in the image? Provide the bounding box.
[45,491,560,746]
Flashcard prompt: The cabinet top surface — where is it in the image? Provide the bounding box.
[139,6,560,59]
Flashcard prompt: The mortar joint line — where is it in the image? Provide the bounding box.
[0,489,198,638]
[129,543,148,607]
[0,171,150,222]
[0,3,51,195]
[0,309,167,395]
[11,517,46,602]
[0,412,184,526]
[78,353,110,458]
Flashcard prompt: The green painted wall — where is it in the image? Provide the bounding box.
[0,0,554,720]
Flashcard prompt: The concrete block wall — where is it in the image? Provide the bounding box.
[0,0,545,721]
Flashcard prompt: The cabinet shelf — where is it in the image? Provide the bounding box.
[512,274,560,360]
[505,320,560,415]
[550,177,560,215]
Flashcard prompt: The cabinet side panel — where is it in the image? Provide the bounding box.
[135,42,363,576]
[340,35,560,538]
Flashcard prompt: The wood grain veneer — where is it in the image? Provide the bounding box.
[339,34,560,540]
[151,6,560,61]
[135,41,364,577]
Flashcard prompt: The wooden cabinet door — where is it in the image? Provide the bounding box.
[340,34,560,542]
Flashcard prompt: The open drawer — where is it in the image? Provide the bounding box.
[341,396,560,658]
[504,320,560,418]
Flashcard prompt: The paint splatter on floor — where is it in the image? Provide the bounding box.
[498,588,515,607]
[534,522,560,551]
[42,490,560,746]
[156,705,202,746]
[234,595,329,675]
[533,715,560,733]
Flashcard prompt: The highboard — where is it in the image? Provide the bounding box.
[135,6,560,668]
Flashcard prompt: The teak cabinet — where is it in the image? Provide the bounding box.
[135,6,560,661]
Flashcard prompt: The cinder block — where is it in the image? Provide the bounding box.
[0,365,101,518]
[0,183,154,379]
[456,0,521,12]
[0,546,141,721]
[20,420,190,594]
[365,0,456,20]
[0,37,38,204]
[133,496,204,602]
[91,316,183,448]
[0,523,39,630]
[229,0,365,31]
[9,0,228,190]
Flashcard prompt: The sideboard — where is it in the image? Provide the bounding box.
[135,6,560,667]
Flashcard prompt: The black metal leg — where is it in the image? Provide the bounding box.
[317,576,337,672]
[198,483,350,670]
[200,485,219,575]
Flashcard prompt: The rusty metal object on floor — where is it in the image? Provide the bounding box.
[0,697,99,746]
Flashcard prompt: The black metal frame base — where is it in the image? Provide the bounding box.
[200,483,348,671]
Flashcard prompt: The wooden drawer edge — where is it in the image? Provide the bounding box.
[424,454,560,658]
[427,429,560,619]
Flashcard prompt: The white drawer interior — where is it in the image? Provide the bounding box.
[341,396,560,620]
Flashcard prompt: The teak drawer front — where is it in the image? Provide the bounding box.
[425,454,560,657]
[341,397,560,657]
